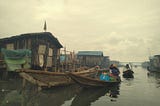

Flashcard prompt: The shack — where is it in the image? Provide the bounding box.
[0,32,63,72]
[77,51,103,68]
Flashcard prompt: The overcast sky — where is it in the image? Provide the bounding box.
[0,0,160,62]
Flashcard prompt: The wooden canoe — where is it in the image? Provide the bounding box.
[17,68,97,89]
[67,73,121,88]
[123,70,134,78]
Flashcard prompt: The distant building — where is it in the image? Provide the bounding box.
[101,56,110,68]
[77,51,103,68]
[148,55,160,72]
[110,60,120,67]
[0,32,63,71]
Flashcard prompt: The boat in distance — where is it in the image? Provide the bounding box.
[123,69,134,78]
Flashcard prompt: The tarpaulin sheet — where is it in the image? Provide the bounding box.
[1,48,31,71]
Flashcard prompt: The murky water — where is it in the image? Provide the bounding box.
[0,67,160,106]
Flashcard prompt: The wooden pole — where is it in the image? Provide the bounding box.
[64,47,67,71]
[2,70,8,80]
[22,78,26,89]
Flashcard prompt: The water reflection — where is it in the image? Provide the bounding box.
[122,78,134,86]
[0,79,120,106]
[2,67,160,106]
[147,71,160,79]
[108,86,120,99]
[0,79,22,106]
[0,84,81,106]
[1,90,22,106]
[71,85,120,106]
[147,71,160,88]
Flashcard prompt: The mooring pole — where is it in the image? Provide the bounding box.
[22,78,26,89]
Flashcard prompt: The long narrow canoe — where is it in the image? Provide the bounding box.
[16,68,97,89]
[67,73,121,88]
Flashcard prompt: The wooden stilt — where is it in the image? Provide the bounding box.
[2,70,8,80]
[22,78,26,89]
[38,86,42,91]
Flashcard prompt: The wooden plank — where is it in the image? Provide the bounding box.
[17,69,66,76]
[19,72,47,86]
[19,71,72,88]
[17,67,97,88]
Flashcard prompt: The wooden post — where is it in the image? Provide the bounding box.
[2,70,8,80]
[62,62,64,72]
[73,51,76,72]
[22,78,26,89]
[38,86,42,91]
[64,47,67,71]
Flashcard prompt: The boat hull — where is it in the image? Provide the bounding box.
[123,70,134,78]
[18,68,97,89]
[67,73,121,88]
[19,71,72,89]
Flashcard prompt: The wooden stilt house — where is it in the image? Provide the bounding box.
[0,32,63,72]
[0,32,97,88]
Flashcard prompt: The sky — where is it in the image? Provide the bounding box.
[0,0,160,62]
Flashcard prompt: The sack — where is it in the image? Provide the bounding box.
[110,76,116,81]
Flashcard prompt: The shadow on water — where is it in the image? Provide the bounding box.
[71,85,120,106]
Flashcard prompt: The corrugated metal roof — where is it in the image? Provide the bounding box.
[77,51,103,56]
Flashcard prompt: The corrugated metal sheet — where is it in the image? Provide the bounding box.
[77,51,103,56]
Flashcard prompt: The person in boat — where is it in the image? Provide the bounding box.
[123,64,133,72]
[123,64,134,78]
[109,64,120,77]
[125,64,131,70]
[109,64,120,81]
[100,71,110,81]
[95,65,100,71]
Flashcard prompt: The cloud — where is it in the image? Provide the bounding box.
[0,0,160,62]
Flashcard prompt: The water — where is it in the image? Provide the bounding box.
[0,67,160,106]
